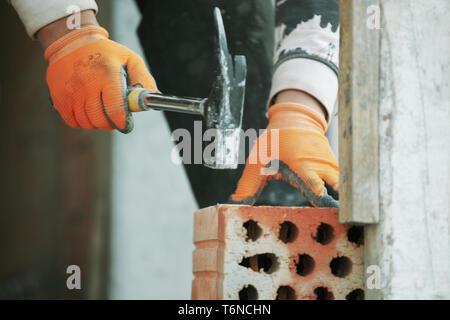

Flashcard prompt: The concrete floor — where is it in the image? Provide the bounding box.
[108,0,197,299]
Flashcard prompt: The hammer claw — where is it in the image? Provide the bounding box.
[128,8,247,170]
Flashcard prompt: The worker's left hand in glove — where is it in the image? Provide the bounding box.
[44,24,157,133]
[230,102,339,208]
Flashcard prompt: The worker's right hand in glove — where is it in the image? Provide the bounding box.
[230,102,339,207]
[44,25,157,133]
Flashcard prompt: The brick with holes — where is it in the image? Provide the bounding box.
[191,205,364,300]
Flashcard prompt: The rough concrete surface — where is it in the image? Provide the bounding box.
[365,0,450,300]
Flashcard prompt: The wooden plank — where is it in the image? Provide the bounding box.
[338,0,380,224]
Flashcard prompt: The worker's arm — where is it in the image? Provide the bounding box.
[11,0,157,133]
[231,0,339,207]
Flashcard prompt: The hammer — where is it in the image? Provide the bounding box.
[127,8,247,170]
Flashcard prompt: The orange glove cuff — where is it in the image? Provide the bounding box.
[268,103,328,134]
[44,26,109,64]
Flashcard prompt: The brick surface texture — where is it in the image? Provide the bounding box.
[192,205,364,300]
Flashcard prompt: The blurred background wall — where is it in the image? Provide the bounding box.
[0,0,113,299]
[109,0,197,299]
[0,0,197,299]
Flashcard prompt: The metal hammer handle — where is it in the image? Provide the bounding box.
[127,87,206,117]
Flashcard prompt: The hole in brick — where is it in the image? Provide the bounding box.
[278,221,298,243]
[313,223,334,245]
[347,226,364,246]
[239,284,258,300]
[243,220,262,242]
[346,288,364,300]
[240,253,279,274]
[276,286,296,300]
[314,287,334,300]
[295,254,315,277]
[330,256,353,278]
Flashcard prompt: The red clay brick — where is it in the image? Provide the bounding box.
[191,205,364,300]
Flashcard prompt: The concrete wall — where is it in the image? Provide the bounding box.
[108,0,197,299]
[365,0,450,299]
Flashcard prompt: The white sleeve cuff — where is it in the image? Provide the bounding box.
[268,58,338,123]
[11,0,98,38]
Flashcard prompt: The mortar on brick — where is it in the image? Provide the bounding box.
[222,213,293,300]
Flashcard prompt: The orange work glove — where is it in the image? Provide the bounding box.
[231,103,339,207]
[45,26,157,133]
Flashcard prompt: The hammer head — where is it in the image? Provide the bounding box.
[204,7,247,170]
